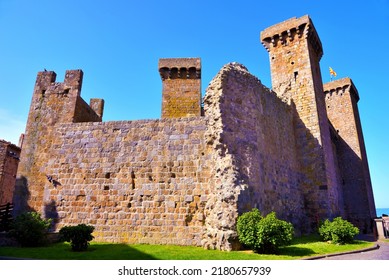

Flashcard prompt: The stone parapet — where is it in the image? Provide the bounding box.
[324,77,360,102]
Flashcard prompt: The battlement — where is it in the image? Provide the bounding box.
[261,15,323,60]
[159,58,201,80]
[324,77,360,102]
[159,58,202,118]
[35,69,83,97]
[30,69,104,123]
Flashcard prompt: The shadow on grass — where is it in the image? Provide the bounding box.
[76,243,158,260]
[0,242,158,260]
[278,246,316,257]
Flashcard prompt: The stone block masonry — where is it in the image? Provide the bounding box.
[32,118,213,245]
[202,63,306,250]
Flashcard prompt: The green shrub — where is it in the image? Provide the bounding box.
[237,209,294,254]
[237,208,263,249]
[319,217,359,244]
[255,212,294,253]
[59,224,95,251]
[9,212,52,247]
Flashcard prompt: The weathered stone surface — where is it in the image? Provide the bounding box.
[202,63,306,250]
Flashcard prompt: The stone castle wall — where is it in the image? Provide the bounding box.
[32,118,213,245]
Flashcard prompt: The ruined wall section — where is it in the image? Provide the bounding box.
[0,140,20,205]
[325,78,376,232]
[202,63,306,250]
[40,117,213,245]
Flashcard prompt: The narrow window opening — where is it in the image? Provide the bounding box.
[294,71,298,81]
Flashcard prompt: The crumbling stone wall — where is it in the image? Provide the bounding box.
[0,140,20,205]
[202,63,306,250]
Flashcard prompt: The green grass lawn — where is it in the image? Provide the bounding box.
[0,235,374,260]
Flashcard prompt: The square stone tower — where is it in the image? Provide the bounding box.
[159,58,202,118]
[261,15,342,228]
[15,70,104,214]
[324,78,376,231]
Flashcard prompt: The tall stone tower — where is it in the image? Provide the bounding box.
[261,15,342,228]
[159,58,202,118]
[324,78,376,232]
[15,70,104,214]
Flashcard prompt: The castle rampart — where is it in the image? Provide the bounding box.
[32,117,213,245]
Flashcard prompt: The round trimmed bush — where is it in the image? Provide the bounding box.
[237,209,294,254]
[237,208,263,249]
[255,212,294,253]
[59,224,95,251]
[319,217,359,244]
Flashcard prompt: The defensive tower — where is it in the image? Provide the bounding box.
[324,78,376,231]
[16,70,104,213]
[261,15,342,227]
[159,58,202,118]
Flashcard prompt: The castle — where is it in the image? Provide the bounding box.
[2,15,376,250]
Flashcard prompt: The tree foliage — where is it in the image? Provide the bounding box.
[9,212,52,247]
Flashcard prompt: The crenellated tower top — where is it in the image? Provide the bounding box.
[261,15,323,60]
[159,58,201,81]
[159,58,202,118]
[324,77,360,102]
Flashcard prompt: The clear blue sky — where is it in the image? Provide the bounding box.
[0,0,388,208]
